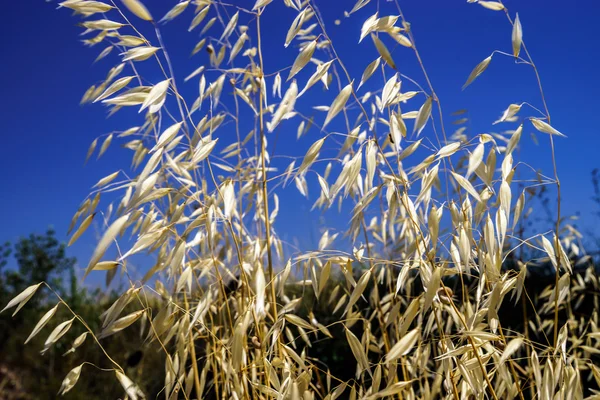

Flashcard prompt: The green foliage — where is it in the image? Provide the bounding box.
[0,232,165,400]
[1,230,73,345]
[2,232,600,398]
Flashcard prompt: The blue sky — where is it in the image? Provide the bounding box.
[1,0,599,279]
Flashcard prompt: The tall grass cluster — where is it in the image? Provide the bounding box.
[4,0,598,399]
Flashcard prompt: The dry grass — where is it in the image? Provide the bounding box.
[3,0,598,399]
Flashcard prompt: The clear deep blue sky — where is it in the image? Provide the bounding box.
[1,0,599,277]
